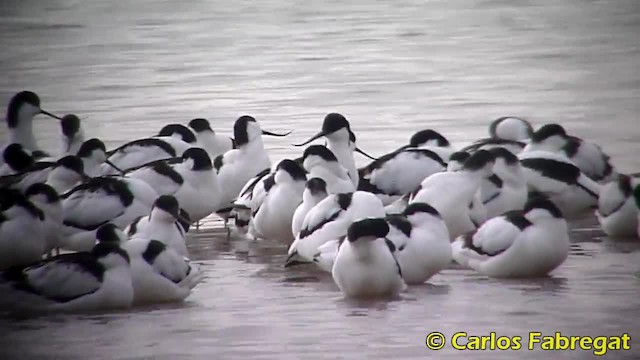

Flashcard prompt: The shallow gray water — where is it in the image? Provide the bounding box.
[1,0,640,359]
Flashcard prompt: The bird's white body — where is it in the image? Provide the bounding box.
[452,206,570,278]
[332,236,405,299]
[125,213,189,257]
[123,238,202,305]
[292,184,328,238]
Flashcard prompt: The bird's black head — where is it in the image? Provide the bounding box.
[233,115,257,147]
[449,151,471,164]
[3,143,34,172]
[488,147,519,165]
[305,177,327,195]
[531,124,568,143]
[524,196,563,218]
[462,150,495,172]
[24,183,60,203]
[56,155,86,175]
[6,91,41,128]
[321,113,350,135]
[302,145,338,163]
[96,223,122,243]
[154,195,181,217]
[60,114,81,138]
[158,124,197,143]
[408,129,450,147]
[76,138,106,158]
[403,202,440,218]
[182,147,213,171]
[188,118,213,133]
[347,218,390,242]
[277,159,307,181]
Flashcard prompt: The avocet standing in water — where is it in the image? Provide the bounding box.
[452,196,569,278]
[410,150,495,239]
[294,113,376,188]
[125,195,192,257]
[332,218,406,299]
[59,176,159,252]
[286,191,385,266]
[249,159,307,243]
[292,178,328,238]
[301,145,354,194]
[213,115,291,224]
[188,118,235,160]
[126,147,220,222]
[2,90,62,158]
[596,175,640,238]
[0,223,133,313]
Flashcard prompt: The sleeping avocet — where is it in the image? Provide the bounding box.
[518,150,600,219]
[125,195,192,257]
[522,124,616,182]
[410,150,495,239]
[76,138,124,177]
[188,118,235,160]
[286,191,385,266]
[452,196,570,278]
[294,113,376,188]
[0,223,133,313]
[213,115,291,223]
[99,124,197,176]
[123,236,203,305]
[332,218,406,299]
[596,175,640,238]
[2,155,89,193]
[59,176,159,252]
[358,147,446,205]
[126,147,220,222]
[0,143,34,176]
[250,159,307,242]
[0,189,46,270]
[488,116,533,141]
[302,145,354,194]
[2,90,61,157]
[385,202,451,284]
[397,129,456,163]
[446,151,471,172]
[480,147,528,219]
[292,178,328,238]
[59,114,85,156]
[24,183,63,256]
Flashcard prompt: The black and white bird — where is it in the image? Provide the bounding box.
[480,147,528,219]
[446,151,471,172]
[2,90,61,158]
[396,129,456,163]
[58,176,159,252]
[0,188,46,270]
[0,223,134,313]
[460,117,532,156]
[522,123,616,182]
[357,146,446,205]
[123,236,203,305]
[125,195,192,257]
[452,196,570,278]
[286,191,385,266]
[59,114,85,156]
[410,150,495,239]
[331,218,406,299]
[248,159,307,243]
[76,138,124,177]
[188,118,235,160]
[126,147,220,222]
[292,178,328,238]
[24,183,63,255]
[294,113,376,188]
[518,150,600,219]
[0,143,35,176]
[1,155,89,193]
[302,145,355,194]
[596,175,640,238]
[213,115,291,223]
[99,124,198,176]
